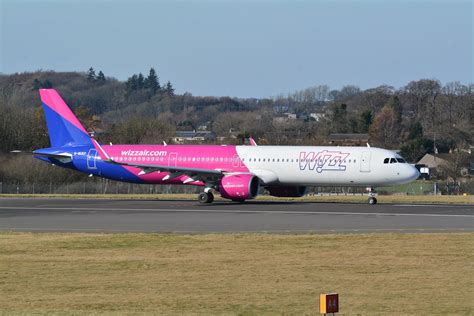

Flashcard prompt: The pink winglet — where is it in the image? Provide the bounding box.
[39,89,89,134]
[249,137,257,146]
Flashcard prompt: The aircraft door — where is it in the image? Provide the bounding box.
[360,151,371,173]
[87,149,98,170]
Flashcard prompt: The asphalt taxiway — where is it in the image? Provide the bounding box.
[0,198,472,233]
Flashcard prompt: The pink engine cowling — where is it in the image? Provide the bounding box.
[267,185,307,197]
[219,174,259,200]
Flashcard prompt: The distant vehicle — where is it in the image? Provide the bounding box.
[29,89,419,205]
[415,164,430,180]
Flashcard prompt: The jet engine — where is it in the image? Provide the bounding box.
[219,174,259,201]
[267,185,307,197]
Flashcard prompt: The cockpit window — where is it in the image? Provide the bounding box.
[396,158,406,163]
[390,158,397,164]
[383,158,389,164]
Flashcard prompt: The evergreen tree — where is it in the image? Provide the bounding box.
[87,67,96,82]
[126,74,139,92]
[137,73,145,89]
[96,71,106,83]
[407,121,423,139]
[359,109,373,133]
[164,81,175,96]
[42,79,53,89]
[145,67,160,93]
[32,79,41,90]
[388,95,402,124]
[331,103,348,133]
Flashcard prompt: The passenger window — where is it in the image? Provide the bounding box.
[384,158,389,164]
[390,158,397,164]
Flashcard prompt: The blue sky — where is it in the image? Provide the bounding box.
[1,0,472,98]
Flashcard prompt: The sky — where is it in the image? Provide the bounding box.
[1,0,472,98]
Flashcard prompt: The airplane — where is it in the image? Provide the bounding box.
[30,89,419,205]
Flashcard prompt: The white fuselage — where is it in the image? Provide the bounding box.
[235,146,419,187]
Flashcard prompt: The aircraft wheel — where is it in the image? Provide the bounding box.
[208,192,214,203]
[198,192,214,204]
[368,197,377,205]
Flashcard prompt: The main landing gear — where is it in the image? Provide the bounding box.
[367,187,377,205]
[198,188,214,204]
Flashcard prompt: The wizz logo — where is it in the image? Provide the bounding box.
[299,150,350,173]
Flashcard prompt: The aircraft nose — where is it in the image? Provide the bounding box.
[407,165,420,181]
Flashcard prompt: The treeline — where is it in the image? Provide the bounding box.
[0,70,472,163]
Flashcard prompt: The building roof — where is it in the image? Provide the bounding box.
[175,130,215,139]
[417,153,450,168]
[328,133,369,141]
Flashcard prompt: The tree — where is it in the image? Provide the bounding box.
[42,79,53,89]
[87,67,96,82]
[359,110,373,133]
[399,121,430,162]
[164,81,175,97]
[96,71,106,83]
[399,138,433,162]
[369,105,398,147]
[330,103,348,133]
[137,73,145,89]
[32,79,41,90]
[403,79,441,131]
[407,121,423,139]
[144,68,160,93]
[388,95,402,124]
[437,150,470,193]
[126,74,138,92]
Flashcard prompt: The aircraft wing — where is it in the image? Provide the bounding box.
[91,139,227,182]
[106,159,224,176]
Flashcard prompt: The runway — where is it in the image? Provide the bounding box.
[0,198,472,233]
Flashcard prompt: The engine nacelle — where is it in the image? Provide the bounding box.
[219,174,259,201]
[267,185,307,197]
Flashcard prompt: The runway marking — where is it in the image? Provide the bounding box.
[0,227,470,233]
[393,204,472,208]
[0,206,473,218]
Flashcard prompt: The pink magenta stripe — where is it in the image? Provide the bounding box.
[103,144,250,177]
[39,89,89,134]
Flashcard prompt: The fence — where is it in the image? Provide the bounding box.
[0,180,471,195]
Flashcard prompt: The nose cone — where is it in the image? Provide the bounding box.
[406,165,420,182]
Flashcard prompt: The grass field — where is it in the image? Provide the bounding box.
[0,193,472,205]
[1,232,473,315]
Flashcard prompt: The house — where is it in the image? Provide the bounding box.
[272,113,297,125]
[173,130,216,144]
[417,153,450,169]
[417,153,472,177]
[309,112,326,122]
[327,133,369,146]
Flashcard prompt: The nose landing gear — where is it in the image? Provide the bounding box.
[367,187,377,205]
